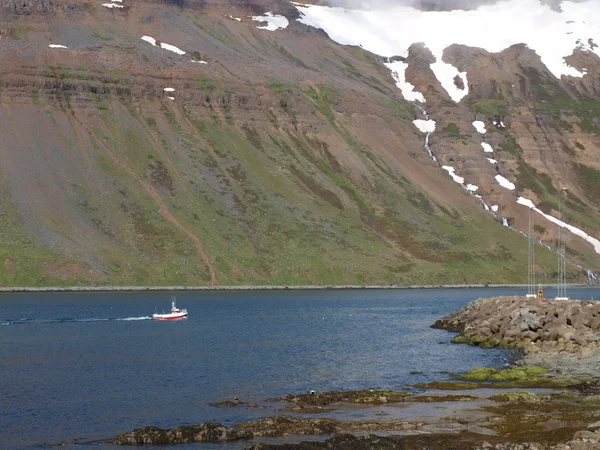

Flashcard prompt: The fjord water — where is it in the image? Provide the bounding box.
[2,287,600,449]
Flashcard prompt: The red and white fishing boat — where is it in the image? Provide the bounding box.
[153,296,188,320]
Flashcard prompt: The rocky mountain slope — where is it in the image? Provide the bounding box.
[0,0,598,286]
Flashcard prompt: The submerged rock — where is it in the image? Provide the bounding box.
[210,398,258,408]
[280,389,412,406]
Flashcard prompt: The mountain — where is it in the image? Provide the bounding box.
[0,0,598,287]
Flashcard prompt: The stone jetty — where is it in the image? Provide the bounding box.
[434,296,600,358]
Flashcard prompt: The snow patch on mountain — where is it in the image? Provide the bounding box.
[430,61,468,102]
[49,44,68,48]
[294,0,600,102]
[518,197,600,254]
[385,61,426,103]
[102,3,123,8]
[413,119,436,133]
[252,12,289,31]
[481,142,494,153]
[141,36,186,55]
[496,174,515,190]
[442,166,465,185]
[487,158,497,164]
[473,121,486,134]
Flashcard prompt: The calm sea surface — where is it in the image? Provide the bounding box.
[2,287,600,449]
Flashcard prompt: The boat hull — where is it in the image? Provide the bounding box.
[152,312,188,320]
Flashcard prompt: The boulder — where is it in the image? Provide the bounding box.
[587,421,600,432]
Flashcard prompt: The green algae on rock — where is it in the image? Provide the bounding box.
[490,391,540,403]
[458,366,548,382]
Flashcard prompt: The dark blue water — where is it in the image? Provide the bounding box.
[2,287,599,449]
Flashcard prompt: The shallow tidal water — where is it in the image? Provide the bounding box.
[2,286,600,449]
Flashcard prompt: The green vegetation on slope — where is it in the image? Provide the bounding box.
[0,77,568,287]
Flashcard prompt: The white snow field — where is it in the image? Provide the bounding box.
[293,0,600,103]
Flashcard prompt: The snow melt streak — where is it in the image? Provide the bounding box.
[442,166,464,185]
[385,61,426,103]
[517,197,600,255]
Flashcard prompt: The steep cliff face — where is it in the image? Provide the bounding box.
[0,0,598,286]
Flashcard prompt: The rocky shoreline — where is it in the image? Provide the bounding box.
[110,295,600,449]
[0,284,592,293]
[433,296,600,376]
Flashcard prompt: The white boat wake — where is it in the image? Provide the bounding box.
[2,316,153,325]
[117,316,152,321]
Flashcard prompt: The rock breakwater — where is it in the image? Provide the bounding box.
[434,296,600,357]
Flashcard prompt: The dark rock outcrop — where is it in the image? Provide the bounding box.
[280,389,412,406]
[112,423,252,445]
[112,416,421,445]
